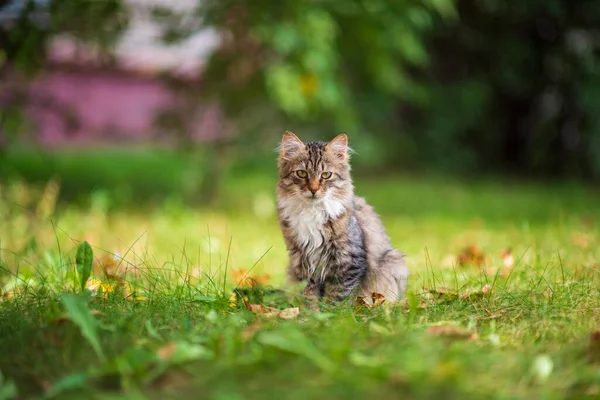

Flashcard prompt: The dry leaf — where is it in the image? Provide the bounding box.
[501,249,515,269]
[460,284,492,300]
[247,303,279,318]
[355,293,386,308]
[456,245,487,267]
[372,293,386,307]
[231,269,271,288]
[279,307,300,320]
[157,342,177,360]
[355,296,371,308]
[426,325,479,341]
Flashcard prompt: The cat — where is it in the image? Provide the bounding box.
[276,131,409,303]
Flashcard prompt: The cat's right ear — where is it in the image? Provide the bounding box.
[280,130,305,157]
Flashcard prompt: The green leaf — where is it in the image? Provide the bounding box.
[61,294,105,361]
[44,373,88,399]
[0,370,17,400]
[76,241,93,293]
[257,329,334,372]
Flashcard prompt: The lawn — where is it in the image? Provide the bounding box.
[1,171,600,399]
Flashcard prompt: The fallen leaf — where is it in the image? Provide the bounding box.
[279,307,299,320]
[456,245,487,267]
[460,284,492,300]
[355,296,371,308]
[426,324,479,341]
[354,293,386,309]
[501,248,515,269]
[247,303,279,318]
[157,342,177,360]
[231,269,271,288]
[372,293,386,307]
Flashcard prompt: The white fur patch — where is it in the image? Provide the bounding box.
[279,193,346,275]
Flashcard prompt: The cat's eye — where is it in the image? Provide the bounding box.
[296,170,308,179]
[321,172,333,179]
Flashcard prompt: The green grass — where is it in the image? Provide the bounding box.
[1,172,600,400]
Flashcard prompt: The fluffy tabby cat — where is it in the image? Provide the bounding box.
[277,131,409,302]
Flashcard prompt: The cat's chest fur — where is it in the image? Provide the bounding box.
[278,195,346,273]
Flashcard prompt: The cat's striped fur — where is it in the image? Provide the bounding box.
[277,131,409,302]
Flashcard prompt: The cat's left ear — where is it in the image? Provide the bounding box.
[326,133,349,161]
[280,130,305,158]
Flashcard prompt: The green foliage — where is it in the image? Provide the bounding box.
[75,241,93,293]
[0,177,600,398]
[3,0,600,182]
[0,371,17,400]
[61,294,105,362]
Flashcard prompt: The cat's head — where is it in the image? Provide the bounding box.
[277,131,353,203]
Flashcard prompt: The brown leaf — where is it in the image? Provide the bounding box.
[247,303,279,318]
[157,342,177,360]
[231,269,271,288]
[456,245,487,267]
[372,293,386,307]
[278,307,300,320]
[355,293,386,309]
[355,296,371,308]
[460,284,492,300]
[426,325,479,341]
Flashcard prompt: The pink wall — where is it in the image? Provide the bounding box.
[26,68,223,146]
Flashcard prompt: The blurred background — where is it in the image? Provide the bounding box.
[1,0,600,207]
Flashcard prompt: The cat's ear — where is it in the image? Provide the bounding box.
[280,130,305,157]
[326,133,348,161]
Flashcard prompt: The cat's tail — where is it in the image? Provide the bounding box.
[358,249,409,302]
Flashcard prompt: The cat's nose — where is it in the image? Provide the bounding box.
[308,180,319,194]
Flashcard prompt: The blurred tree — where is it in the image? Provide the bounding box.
[151,0,456,166]
[0,0,128,173]
[415,0,600,178]
[3,0,600,200]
